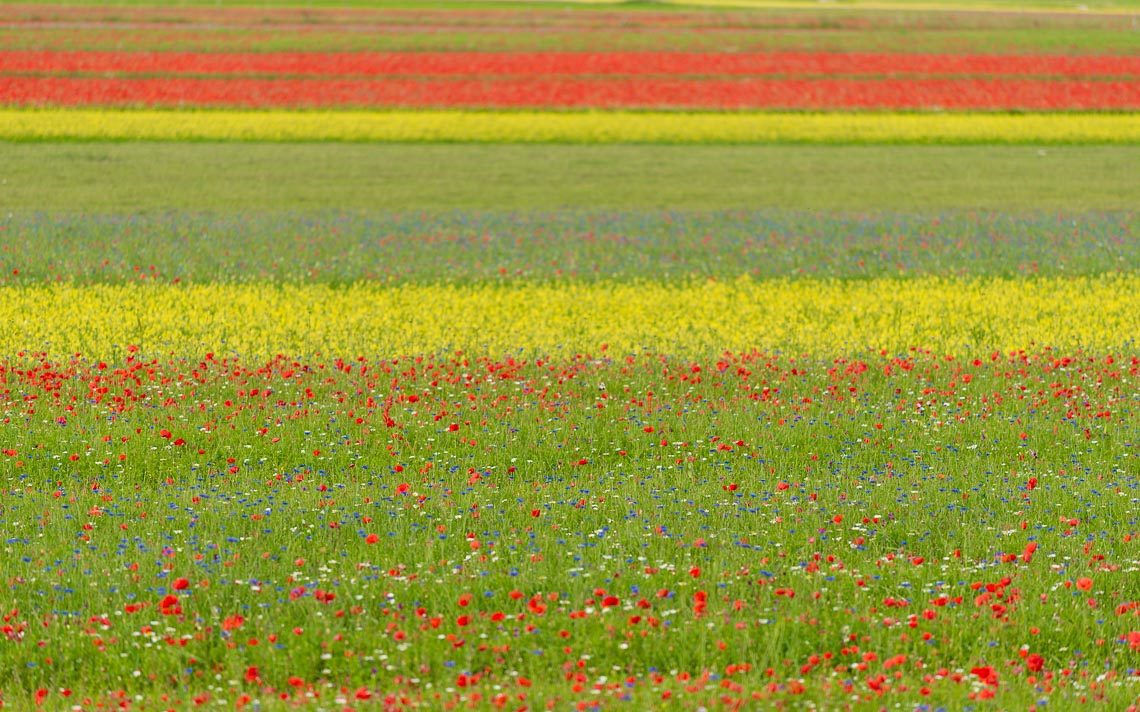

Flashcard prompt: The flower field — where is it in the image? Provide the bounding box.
[5,109,1138,144]
[7,74,1140,110]
[6,50,1139,77]
[3,47,1139,110]
[1,1,1139,710]
[0,277,1138,357]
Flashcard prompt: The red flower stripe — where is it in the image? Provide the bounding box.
[1,75,1136,110]
[3,50,1138,78]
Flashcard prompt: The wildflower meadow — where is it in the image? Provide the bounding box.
[0,0,1137,710]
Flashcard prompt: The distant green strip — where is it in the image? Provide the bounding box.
[4,143,1136,212]
[4,0,1137,11]
[667,0,1140,14]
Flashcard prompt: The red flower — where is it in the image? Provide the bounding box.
[970,666,999,686]
[159,594,181,615]
[4,75,1134,110]
[5,50,1138,79]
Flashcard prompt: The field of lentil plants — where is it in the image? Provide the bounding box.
[0,0,1138,710]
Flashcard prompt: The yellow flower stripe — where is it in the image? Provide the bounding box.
[2,109,1137,144]
[1,277,1135,358]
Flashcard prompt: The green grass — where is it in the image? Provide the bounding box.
[5,2,1136,54]
[4,143,1137,212]
[8,26,1135,53]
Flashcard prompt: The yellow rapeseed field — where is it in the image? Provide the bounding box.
[2,109,1137,144]
[0,276,1135,357]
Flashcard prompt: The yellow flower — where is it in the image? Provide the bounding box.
[0,276,1134,358]
[1,109,1136,144]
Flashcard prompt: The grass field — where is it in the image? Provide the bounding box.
[5,143,1139,211]
[6,26,1135,54]
[5,0,1139,10]
[0,2,1138,710]
[3,3,1137,54]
